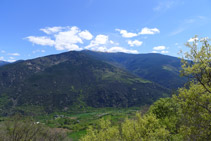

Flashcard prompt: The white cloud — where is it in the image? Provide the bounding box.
[128,40,143,47]
[84,35,138,54]
[85,34,109,49]
[153,46,166,50]
[7,60,16,62]
[188,37,199,42]
[27,26,94,51]
[107,47,138,54]
[79,30,93,40]
[139,27,160,35]
[8,53,20,56]
[110,40,114,44]
[161,50,169,54]
[27,26,139,54]
[92,46,108,52]
[152,45,168,54]
[54,26,83,51]
[40,26,63,34]
[92,35,108,45]
[9,57,14,59]
[26,36,55,46]
[115,29,138,38]
[0,56,4,60]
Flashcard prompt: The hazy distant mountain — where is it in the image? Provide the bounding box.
[0,61,9,67]
[83,50,187,89]
[0,51,169,114]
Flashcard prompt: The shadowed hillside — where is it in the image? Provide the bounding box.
[83,51,187,89]
[0,51,169,114]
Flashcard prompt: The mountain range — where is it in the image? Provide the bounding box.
[0,51,186,114]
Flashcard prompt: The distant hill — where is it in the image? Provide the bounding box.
[83,50,187,89]
[0,61,9,67]
[0,51,169,114]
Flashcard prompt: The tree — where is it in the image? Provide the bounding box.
[80,113,170,141]
[0,114,68,141]
[149,98,182,136]
[176,36,211,140]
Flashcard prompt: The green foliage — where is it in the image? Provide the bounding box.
[176,82,211,140]
[0,115,68,141]
[80,113,170,141]
[149,98,181,134]
[176,36,211,140]
[81,118,120,141]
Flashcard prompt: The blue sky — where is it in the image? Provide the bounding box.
[0,0,211,62]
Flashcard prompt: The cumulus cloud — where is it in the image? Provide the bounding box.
[116,27,160,38]
[8,53,20,56]
[7,60,16,62]
[115,29,138,38]
[26,36,55,46]
[85,34,109,49]
[79,30,93,40]
[152,45,169,54]
[153,46,166,50]
[161,50,169,54]
[0,56,4,60]
[26,26,94,51]
[92,35,108,45]
[128,40,143,47]
[107,47,138,54]
[139,27,160,35]
[54,26,83,51]
[188,37,199,42]
[40,26,63,34]
[26,26,139,54]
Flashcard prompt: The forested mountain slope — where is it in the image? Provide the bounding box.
[0,51,169,114]
[83,50,187,89]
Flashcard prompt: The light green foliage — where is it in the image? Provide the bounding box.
[80,118,120,141]
[121,113,170,141]
[149,98,181,135]
[80,113,170,141]
[177,36,211,140]
[181,36,211,93]
[176,83,211,140]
